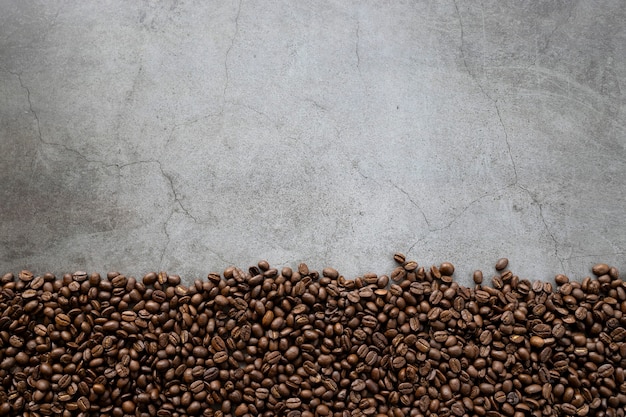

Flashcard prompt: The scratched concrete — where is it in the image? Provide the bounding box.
[1,1,625,285]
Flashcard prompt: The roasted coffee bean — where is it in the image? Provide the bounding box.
[286,398,302,409]
[525,384,542,395]
[55,313,71,327]
[492,275,504,289]
[495,258,509,271]
[77,396,90,412]
[2,259,624,416]
[352,379,366,391]
[416,338,430,353]
[393,253,406,264]
[473,270,483,284]
[592,263,610,276]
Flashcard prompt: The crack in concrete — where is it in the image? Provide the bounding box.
[517,184,565,272]
[537,201,565,272]
[0,71,203,269]
[405,189,498,255]
[6,73,198,234]
[4,68,103,170]
[159,208,174,269]
[206,248,236,267]
[453,0,518,186]
[351,153,512,258]
[355,20,361,73]
[386,181,431,229]
[353,164,434,240]
[163,112,221,148]
[494,105,518,184]
[41,1,66,43]
[102,160,200,226]
[19,0,67,48]
[226,100,281,130]
[563,252,626,262]
[354,166,383,187]
[110,160,208,271]
[222,0,242,107]
[304,98,328,112]
[11,70,43,146]
[153,161,198,224]
[540,3,575,55]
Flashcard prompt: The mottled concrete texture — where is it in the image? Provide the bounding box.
[1,1,625,285]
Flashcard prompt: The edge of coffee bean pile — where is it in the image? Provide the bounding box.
[1,255,625,417]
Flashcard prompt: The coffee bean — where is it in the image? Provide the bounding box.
[592,263,610,276]
[495,258,509,271]
[2,258,624,416]
[77,396,90,412]
[530,335,545,348]
[479,330,492,345]
[524,383,542,395]
[103,320,120,332]
[18,270,34,281]
[439,262,455,276]
[352,379,366,391]
[560,403,577,415]
[286,398,302,409]
[416,338,430,353]
[189,380,204,394]
[473,270,483,284]
[393,253,406,264]
[491,275,503,289]
[213,350,228,364]
[55,313,71,327]
[391,267,406,282]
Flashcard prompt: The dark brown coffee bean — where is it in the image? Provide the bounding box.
[213,350,228,363]
[58,374,71,389]
[102,320,120,332]
[487,273,502,289]
[597,363,614,378]
[479,383,495,395]
[495,258,509,271]
[189,380,204,394]
[264,350,281,365]
[391,267,406,282]
[404,260,418,271]
[77,396,90,412]
[479,330,492,345]
[416,338,430,353]
[18,270,34,281]
[555,273,569,285]
[55,313,71,327]
[188,345,206,358]
[529,335,545,348]
[30,275,45,289]
[286,398,302,409]
[560,403,577,415]
[3,260,626,417]
[506,392,519,405]
[122,400,135,413]
[393,253,406,264]
[211,335,226,351]
[524,384,542,395]
[116,363,129,377]
[539,346,552,363]
[592,263,610,276]
[352,379,366,391]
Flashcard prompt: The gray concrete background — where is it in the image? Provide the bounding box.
[1,1,625,285]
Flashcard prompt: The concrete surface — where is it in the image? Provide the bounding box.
[1,1,625,285]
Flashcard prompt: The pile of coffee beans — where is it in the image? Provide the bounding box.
[1,256,625,417]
